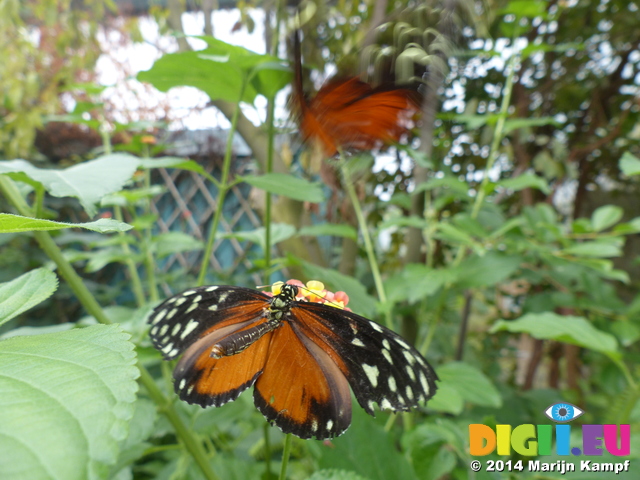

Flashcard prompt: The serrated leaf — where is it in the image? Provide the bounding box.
[298,224,357,240]
[241,173,324,202]
[0,269,59,327]
[0,325,139,480]
[0,214,132,234]
[0,155,140,217]
[591,205,623,232]
[436,362,502,408]
[619,152,640,176]
[490,312,619,357]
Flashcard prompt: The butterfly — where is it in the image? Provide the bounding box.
[292,31,421,157]
[148,280,438,440]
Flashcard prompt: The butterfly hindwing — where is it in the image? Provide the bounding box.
[253,321,352,439]
[291,302,438,416]
[148,286,269,359]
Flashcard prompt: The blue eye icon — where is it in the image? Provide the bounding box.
[544,402,583,422]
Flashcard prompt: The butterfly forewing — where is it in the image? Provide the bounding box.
[291,302,438,416]
[148,286,269,359]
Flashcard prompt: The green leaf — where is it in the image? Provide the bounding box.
[137,156,214,181]
[308,470,370,480]
[137,37,290,104]
[0,269,58,327]
[591,205,623,232]
[562,241,622,258]
[384,265,451,304]
[152,232,204,258]
[502,117,561,134]
[223,224,296,251]
[298,224,357,240]
[500,0,546,17]
[0,213,132,234]
[619,152,640,176]
[296,259,377,317]
[0,155,140,217]
[436,362,503,408]
[498,172,551,194]
[318,408,417,480]
[450,252,523,288]
[490,312,619,357]
[426,382,464,414]
[241,173,324,203]
[0,325,139,480]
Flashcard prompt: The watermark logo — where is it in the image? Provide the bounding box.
[467,402,631,475]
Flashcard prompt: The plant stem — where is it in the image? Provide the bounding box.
[279,433,292,480]
[197,80,247,286]
[0,175,221,480]
[339,152,391,327]
[114,205,146,307]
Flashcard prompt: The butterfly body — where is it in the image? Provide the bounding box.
[149,283,437,439]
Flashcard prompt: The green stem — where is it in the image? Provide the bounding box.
[339,153,391,327]
[114,205,146,307]
[470,55,518,220]
[142,161,159,303]
[0,175,220,480]
[263,423,273,479]
[197,79,247,286]
[279,433,292,480]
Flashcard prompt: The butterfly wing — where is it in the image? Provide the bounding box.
[148,286,272,406]
[253,321,352,439]
[290,302,438,416]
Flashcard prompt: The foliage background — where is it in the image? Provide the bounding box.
[1,0,639,479]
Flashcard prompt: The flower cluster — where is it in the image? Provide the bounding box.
[270,280,351,312]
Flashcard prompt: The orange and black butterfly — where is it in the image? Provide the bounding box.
[148,282,438,439]
[292,31,421,156]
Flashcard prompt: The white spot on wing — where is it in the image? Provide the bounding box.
[180,319,199,340]
[171,323,181,337]
[208,305,218,311]
[367,400,375,412]
[167,308,178,319]
[406,386,414,400]
[388,376,397,392]
[419,371,430,395]
[205,286,219,292]
[183,289,198,296]
[370,321,383,333]
[187,385,194,395]
[192,295,202,303]
[362,364,379,388]
[185,302,199,314]
[326,420,333,431]
[175,297,187,306]
[382,349,393,364]
[352,337,365,347]
[382,339,391,350]
[161,342,174,354]
[151,309,167,325]
[380,398,392,410]
[402,350,416,365]
[311,419,318,432]
[394,337,411,350]
[179,379,186,390]
[406,365,416,381]
[159,324,169,337]
[150,326,159,335]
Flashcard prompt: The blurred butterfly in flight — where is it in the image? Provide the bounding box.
[148,280,438,439]
[291,30,421,157]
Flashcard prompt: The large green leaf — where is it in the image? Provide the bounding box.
[0,325,139,480]
[318,408,417,480]
[0,155,140,217]
[0,268,58,327]
[137,36,290,104]
[435,362,503,408]
[490,312,619,357]
[241,173,325,203]
[619,152,640,176]
[0,213,132,234]
[497,172,551,194]
[591,205,623,232]
[384,264,452,304]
